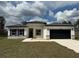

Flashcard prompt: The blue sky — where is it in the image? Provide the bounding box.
[0,1,79,25]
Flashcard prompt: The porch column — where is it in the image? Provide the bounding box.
[7,28,10,36]
[43,28,50,39]
[71,28,75,39]
[46,29,50,39]
[24,28,28,38]
[16,29,18,36]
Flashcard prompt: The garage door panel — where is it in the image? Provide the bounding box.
[50,30,71,39]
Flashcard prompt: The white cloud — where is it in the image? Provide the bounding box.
[0,1,79,25]
[0,1,47,25]
[16,1,47,16]
[5,16,20,25]
[29,16,48,22]
[42,1,79,9]
[49,10,54,17]
[55,8,79,23]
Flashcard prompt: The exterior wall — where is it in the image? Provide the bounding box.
[45,26,73,29]
[7,28,10,36]
[75,27,79,39]
[33,28,43,38]
[43,26,74,39]
[7,36,26,39]
[27,23,45,39]
[71,28,75,39]
[7,23,75,39]
[43,28,50,39]
[7,27,28,39]
[24,28,28,38]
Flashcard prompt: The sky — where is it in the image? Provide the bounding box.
[0,1,79,25]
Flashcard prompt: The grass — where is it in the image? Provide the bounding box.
[0,38,79,58]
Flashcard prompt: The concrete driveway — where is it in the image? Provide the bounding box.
[53,40,79,53]
[22,39,79,53]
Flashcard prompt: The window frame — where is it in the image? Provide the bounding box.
[10,29,24,36]
[10,29,17,36]
[18,29,24,36]
[36,29,41,36]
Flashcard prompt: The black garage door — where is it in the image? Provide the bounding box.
[50,30,71,39]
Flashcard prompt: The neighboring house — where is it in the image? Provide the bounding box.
[6,21,75,39]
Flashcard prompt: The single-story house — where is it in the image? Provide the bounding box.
[6,21,75,39]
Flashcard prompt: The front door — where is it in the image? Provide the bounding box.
[29,28,33,38]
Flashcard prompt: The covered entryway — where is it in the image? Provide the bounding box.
[28,28,33,38]
[50,29,71,39]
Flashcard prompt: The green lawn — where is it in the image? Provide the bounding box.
[0,38,79,58]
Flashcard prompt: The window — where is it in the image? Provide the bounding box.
[10,29,24,36]
[36,29,41,35]
[10,29,17,36]
[18,29,24,36]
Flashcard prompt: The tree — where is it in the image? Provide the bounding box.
[62,21,68,24]
[21,21,27,25]
[0,17,7,37]
[75,19,79,25]
[62,21,72,24]
[0,17,5,31]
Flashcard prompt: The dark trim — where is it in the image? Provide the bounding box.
[26,21,46,24]
[6,25,27,27]
[6,21,74,27]
[10,29,24,36]
[46,24,74,26]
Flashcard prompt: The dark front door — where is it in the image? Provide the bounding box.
[29,28,33,38]
[50,29,71,39]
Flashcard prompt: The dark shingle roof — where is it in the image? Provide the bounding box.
[46,23,74,26]
[26,21,46,24]
[6,21,74,27]
[6,24,27,27]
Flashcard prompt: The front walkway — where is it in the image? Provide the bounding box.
[22,39,79,53]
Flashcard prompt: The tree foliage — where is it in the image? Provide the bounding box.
[75,19,79,25]
[62,21,72,24]
[21,21,27,25]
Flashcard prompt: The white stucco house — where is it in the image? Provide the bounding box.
[6,21,75,39]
